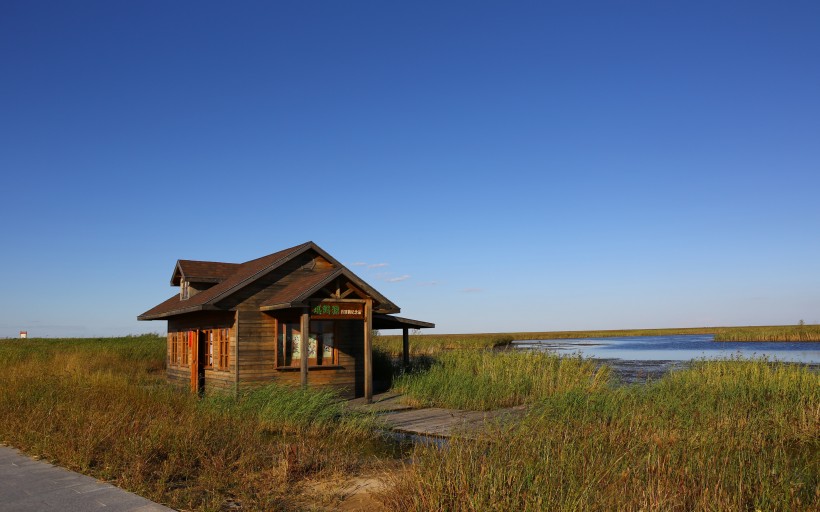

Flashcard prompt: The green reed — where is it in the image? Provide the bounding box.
[383,358,819,511]
[713,324,820,342]
[392,350,611,410]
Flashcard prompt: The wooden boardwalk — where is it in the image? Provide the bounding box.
[348,392,526,438]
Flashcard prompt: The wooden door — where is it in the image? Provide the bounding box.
[189,330,199,393]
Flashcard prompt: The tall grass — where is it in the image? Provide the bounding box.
[375,333,515,356]
[0,336,383,511]
[383,358,820,511]
[393,350,611,410]
[713,324,820,342]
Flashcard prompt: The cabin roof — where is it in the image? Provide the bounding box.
[171,260,240,285]
[138,242,401,320]
[257,267,340,310]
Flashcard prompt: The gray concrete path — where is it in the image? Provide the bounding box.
[0,446,174,512]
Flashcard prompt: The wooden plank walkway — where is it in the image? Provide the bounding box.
[348,392,526,438]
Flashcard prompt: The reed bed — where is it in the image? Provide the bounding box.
[713,324,820,342]
[375,333,515,355]
[393,350,611,410]
[0,336,383,511]
[384,358,820,511]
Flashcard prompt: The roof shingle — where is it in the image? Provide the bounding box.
[138,241,401,320]
[140,242,310,319]
[173,260,240,284]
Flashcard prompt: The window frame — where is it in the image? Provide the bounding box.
[169,327,230,370]
[276,320,338,368]
[218,328,230,370]
[170,332,178,366]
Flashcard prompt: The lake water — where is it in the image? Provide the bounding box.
[513,334,820,363]
[512,334,820,383]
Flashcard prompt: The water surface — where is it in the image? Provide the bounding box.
[512,334,820,383]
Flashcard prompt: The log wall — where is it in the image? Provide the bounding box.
[166,310,236,392]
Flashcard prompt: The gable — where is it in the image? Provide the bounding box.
[171,260,240,286]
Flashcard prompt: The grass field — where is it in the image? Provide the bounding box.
[0,335,386,511]
[375,324,820,356]
[1,332,818,511]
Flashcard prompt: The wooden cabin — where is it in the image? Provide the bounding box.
[138,242,434,401]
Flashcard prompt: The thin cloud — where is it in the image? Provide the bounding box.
[417,281,439,287]
[386,275,411,283]
[368,262,389,268]
[349,262,367,267]
[461,287,483,293]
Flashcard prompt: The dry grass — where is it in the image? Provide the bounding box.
[3,333,817,511]
[0,335,386,511]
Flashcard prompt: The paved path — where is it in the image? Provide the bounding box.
[348,392,526,438]
[0,446,174,512]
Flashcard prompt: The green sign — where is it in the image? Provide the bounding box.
[311,302,364,318]
[312,304,341,316]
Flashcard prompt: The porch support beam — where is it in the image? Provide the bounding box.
[364,298,373,403]
[300,309,309,388]
[402,327,410,371]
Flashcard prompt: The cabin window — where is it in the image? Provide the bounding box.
[218,328,230,369]
[169,331,187,366]
[201,330,214,368]
[278,323,301,367]
[310,321,336,366]
[180,280,190,300]
[181,331,189,365]
[277,321,337,367]
[170,332,178,365]
[199,328,230,370]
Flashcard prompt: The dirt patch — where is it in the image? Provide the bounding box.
[334,475,389,511]
[299,462,400,511]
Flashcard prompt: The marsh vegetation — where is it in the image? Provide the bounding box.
[1,331,817,511]
[0,336,385,511]
[386,358,819,511]
[393,350,610,410]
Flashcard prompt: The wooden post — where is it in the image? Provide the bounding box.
[234,311,240,395]
[402,327,410,371]
[364,298,373,403]
[190,330,199,394]
[300,310,309,388]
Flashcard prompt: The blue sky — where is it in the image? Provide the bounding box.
[1,1,818,337]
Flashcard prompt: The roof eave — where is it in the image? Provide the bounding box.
[137,303,220,321]
[372,314,435,330]
[259,302,306,312]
